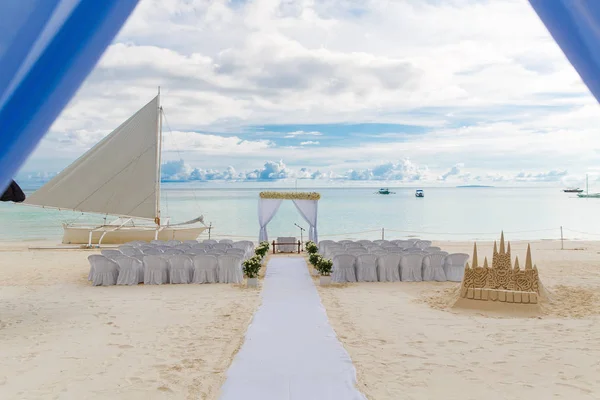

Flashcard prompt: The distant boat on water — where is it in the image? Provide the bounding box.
[577,175,600,198]
[376,188,395,195]
[415,189,424,198]
[563,188,584,193]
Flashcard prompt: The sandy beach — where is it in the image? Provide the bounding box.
[0,242,261,400]
[1,239,600,399]
[317,240,600,399]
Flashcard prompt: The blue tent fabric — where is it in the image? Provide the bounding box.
[528,1,600,104]
[0,0,139,192]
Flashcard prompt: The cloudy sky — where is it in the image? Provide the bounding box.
[18,0,600,185]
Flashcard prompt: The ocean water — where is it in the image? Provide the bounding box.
[1,183,600,242]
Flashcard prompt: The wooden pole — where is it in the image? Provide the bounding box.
[272,240,276,254]
[560,226,564,250]
[382,228,385,240]
[297,240,301,254]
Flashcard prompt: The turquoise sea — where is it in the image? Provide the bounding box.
[1,182,600,242]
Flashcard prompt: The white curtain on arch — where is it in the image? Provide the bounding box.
[292,199,318,243]
[258,198,283,242]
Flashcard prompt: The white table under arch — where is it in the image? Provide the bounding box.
[258,191,320,243]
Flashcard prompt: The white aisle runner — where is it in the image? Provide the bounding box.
[219,257,366,400]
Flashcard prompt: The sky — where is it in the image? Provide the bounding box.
[17,0,600,186]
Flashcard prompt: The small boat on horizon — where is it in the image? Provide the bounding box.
[563,188,584,193]
[376,188,395,195]
[415,189,424,198]
[577,174,600,198]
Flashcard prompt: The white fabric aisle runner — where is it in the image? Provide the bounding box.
[219,257,366,400]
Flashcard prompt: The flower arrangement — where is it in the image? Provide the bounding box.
[309,253,322,267]
[316,257,333,276]
[259,191,321,200]
[305,241,318,255]
[255,241,270,258]
[243,255,262,278]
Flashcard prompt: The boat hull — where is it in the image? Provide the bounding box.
[62,225,209,245]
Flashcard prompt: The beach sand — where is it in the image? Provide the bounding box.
[317,240,600,400]
[0,242,261,400]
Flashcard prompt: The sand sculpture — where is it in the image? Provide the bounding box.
[460,232,540,304]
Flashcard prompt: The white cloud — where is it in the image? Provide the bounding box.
[300,141,320,146]
[284,131,323,138]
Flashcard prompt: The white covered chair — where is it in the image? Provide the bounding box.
[226,248,246,258]
[186,248,206,255]
[394,240,413,249]
[373,240,390,246]
[415,240,432,250]
[218,255,243,284]
[143,255,169,285]
[377,253,401,282]
[356,254,378,282]
[387,247,405,253]
[332,254,357,283]
[424,246,442,253]
[318,240,335,253]
[119,246,143,257]
[347,248,367,256]
[422,252,448,282]
[141,247,162,255]
[212,242,232,251]
[166,240,182,247]
[88,255,119,286]
[115,256,144,285]
[163,248,184,256]
[192,255,219,283]
[400,254,424,282]
[150,240,166,246]
[168,255,194,284]
[369,248,388,256]
[219,239,234,244]
[338,240,353,245]
[357,240,372,246]
[124,240,147,247]
[203,239,218,246]
[444,253,470,282]
[183,240,199,246]
[100,249,122,260]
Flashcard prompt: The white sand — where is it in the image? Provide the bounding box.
[317,240,600,400]
[0,242,261,399]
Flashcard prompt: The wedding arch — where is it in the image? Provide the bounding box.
[258,191,320,243]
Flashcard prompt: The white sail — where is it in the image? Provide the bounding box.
[25,96,160,220]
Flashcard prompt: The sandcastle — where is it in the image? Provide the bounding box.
[460,232,541,304]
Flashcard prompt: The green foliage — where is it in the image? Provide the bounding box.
[305,241,318,255]
[255,241,270,258]
[243,255,262,278]
[309,253,322,267]
[317,257,333,276]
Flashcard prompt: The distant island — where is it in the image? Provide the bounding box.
[456,185,494,188]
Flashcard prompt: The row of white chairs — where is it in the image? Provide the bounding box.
[112,239,255,260]
[329,252,469,283]
[88,253,244,286]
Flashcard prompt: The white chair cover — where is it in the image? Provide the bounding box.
[100,249,122,260]
[387,247,405,253]
[88,255,119,286]
[142,247,162,255]
[125,240,147,247]
[119,246,142,257]
[415,240,432,249]
[377,253,401,282]
[220,239,234,244]
[422,252,447,282]
[218,255,243,284]
[115,256,144,285]
[175,244,192,251]
[163,248,184,255]
[212,242,232,251]
[357,240,372,246]
[193,243,209,250]
[347,248,367,256]
[338,240,353,245]
[143,255,169,285]
[233,241,253,259]
[373,240,390,246]
[444,253,470,282]
[184,240,199,245]
[226,248,246,258]
[192,255,219,283]
[394,240,413,249]
[332,254,357,283]
[168,255,194,284]
[203,239,218,245]
[400,254,424,282]
[186,248,206,255]
[356,254,378,282]
[150,240,165,246]
[166,240,182,247]
[424,246,441,253]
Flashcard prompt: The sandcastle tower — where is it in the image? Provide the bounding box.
[460,232,541,304]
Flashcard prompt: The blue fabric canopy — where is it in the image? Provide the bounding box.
[529,1,600,103]
[0,0,139,192]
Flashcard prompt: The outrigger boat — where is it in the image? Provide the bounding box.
[376,188,395,195]
[23,90,209,246]
[415,189,424,198]
[577,174,600,198]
